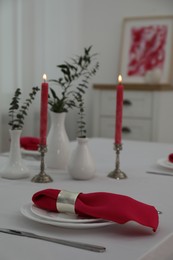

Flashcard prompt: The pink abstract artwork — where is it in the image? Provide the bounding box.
[127,25,168,76]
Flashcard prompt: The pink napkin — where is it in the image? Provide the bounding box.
[32,189,159,232]
[168,153,173,163]
[20,137,40,151]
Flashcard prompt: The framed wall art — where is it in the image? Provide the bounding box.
[119,16,173,84]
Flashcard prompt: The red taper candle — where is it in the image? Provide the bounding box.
[40,74,48,146]
[115,75,124,144]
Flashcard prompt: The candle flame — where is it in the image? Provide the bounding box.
[118,75,122,84]
[43,74,47,81]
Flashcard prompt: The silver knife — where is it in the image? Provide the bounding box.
[146,171,173,177]
[0,228,106,253]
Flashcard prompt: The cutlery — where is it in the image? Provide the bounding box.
[146,171,173,177]
[0,228,106,252]
[0,153,40,161]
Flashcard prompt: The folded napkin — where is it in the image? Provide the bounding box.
[32,189,159,231]
[20,137,40,151]
[168,153,173,163]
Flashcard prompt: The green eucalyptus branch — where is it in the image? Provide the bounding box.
[75,94,86,138]
[8,86,40,130]
[48,46,99,113]
[48,46,99,137]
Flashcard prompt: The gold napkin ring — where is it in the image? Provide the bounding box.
[56,190,80,214]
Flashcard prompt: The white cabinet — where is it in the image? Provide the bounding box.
[92,88,153,141]
[91,84,173,143]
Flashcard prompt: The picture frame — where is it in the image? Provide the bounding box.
[119,16,173,84]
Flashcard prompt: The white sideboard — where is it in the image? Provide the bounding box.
[92,84,173,142]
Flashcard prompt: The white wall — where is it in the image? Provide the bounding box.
[0,0,173,151]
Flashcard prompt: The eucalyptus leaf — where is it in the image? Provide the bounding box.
[8,86,40,130]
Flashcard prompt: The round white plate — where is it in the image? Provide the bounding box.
[31,204,102,223]
[157,158,173,170]
[21,203,113,229]
[21,149,40,156]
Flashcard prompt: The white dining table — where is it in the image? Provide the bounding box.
[0,137,173,260]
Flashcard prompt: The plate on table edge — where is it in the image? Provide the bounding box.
[31,204,103,223]
[20,203,113,229]
[157,158,173,170]
[21,149,40,156]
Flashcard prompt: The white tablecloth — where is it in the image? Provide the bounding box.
[0,138,173,260]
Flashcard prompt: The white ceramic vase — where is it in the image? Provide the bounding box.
[45,111,70,169]
[1,130,30,179]
[68,138,96,180]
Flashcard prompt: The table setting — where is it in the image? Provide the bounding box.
[1,137,173,259]
[146,151,173,177]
